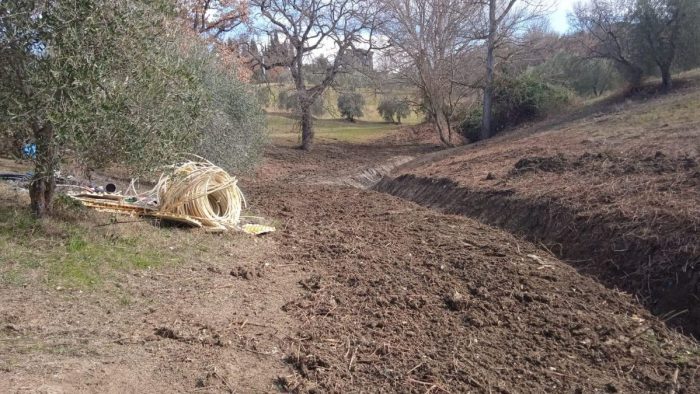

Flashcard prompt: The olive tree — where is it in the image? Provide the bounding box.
[377,97,410,123]
[337,92,365,121]
[633,0,700,91]
[0,0,263,216]
[570,0,646,88]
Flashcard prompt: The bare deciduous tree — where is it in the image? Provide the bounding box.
[247,0,384,150]
[180,0,249,38]
[382,0,480,146]
[479,0,547,140]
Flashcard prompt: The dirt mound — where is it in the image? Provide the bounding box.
[374,173,700,337]
[511,151,698,177]
[378,85,700,339]
[513,154,568,173]
[248,182,699,393]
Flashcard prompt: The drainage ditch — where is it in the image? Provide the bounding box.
[373,174,699,338]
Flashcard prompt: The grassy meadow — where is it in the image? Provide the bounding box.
[256,83,422,143]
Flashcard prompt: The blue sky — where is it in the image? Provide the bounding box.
[548,0,588,33]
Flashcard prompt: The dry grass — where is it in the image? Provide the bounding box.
[0,181,254,290]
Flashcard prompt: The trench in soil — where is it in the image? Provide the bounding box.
[370,173,699,338]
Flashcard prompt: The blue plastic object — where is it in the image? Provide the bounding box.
[22,143,36,159]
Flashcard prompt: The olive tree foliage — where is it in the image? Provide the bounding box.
[246,0,385,150]
[377,97,411,123]
[675,4,700,70]
[531,52,623,96]
[632,0,700,91]
[278,90,326,116]
[0,0,264,216]
[571,0,700,91]
[570,0,645,88]
[193,50,266,172]
[337,92,365,121]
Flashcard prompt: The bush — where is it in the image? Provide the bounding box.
[255,88,272,108]
[277,90,290,110]
[194,52,266,173]
[460,75,572,142]
[459,108,484,143]
[277,90,325,116]
[337,92,365,121]
[530,52,622,97]
[377,97,411,124]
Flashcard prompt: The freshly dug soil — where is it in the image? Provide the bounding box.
[247,180,699,393]
[376,85,700,339]
[1,137,698,392]
[374,172,700,338]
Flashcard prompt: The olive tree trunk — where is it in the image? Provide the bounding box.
[29,122,56,217]
[660,64,672,92]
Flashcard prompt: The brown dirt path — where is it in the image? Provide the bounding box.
[0,225,305,393]
[1,136,698,393]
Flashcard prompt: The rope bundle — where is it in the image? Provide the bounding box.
[154,161,245,232]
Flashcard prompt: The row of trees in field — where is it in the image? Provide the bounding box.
[264,87,410,124]
[241,0,700,147]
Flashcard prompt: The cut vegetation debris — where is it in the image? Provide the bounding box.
[69,160,274,234]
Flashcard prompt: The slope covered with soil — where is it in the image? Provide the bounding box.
[249,178,699,393]
[376,83,700,338]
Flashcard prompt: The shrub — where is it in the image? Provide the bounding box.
[278,90,325,116]
[337,92,365,121]
[460,75,572,142]
[194,52,266,173]
[377,97,411,124]
[277,90,290,110]
[255,88,272,108]
[459,107,484,143]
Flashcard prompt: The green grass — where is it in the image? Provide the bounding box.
[0,205,174,289]
[267,112,412,143]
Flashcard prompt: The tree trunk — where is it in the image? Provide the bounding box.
[300,105,314,151]
[660,64,672,92]
[622,64,644,91]
[434,112,454,147]
[29,123,56,217]
[481,0,496,141]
